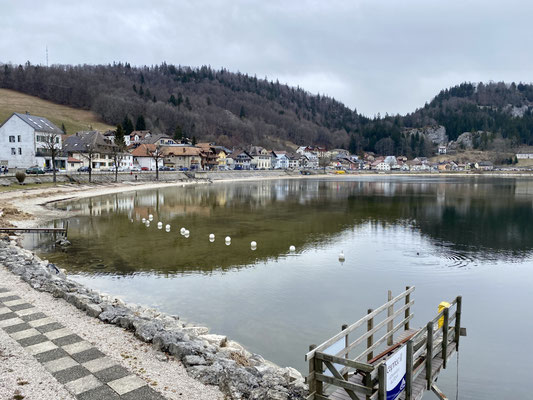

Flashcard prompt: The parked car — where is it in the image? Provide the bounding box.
[26,166,45,174]
[234,165,242,170]
[43,167,59,173]
[179,167,189,171]
[130,166,141,172]
[77,166,91,172]
[141,167,149,171]
[159,166,175,171]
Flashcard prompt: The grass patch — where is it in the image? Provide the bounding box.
[0,88,114,134]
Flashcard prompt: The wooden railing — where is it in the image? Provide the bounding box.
[305,288,463,400]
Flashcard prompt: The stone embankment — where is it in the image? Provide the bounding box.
[0,236,307,400]
[0,170,294,186]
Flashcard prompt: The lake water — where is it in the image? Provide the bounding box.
[28,176,533,399]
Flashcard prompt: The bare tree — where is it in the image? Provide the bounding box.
[42,131,62,183]
[111,125,127,182]
[147,144,164,180]
[78,135,99,183]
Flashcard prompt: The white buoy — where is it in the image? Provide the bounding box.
[180,227,186,235]
[209,233,215,240]
[184,230,190,238]
[251,241,257,247]
[289,245,296,252]
[141,218,146,223]
[165,224,171,230]
[145,221,150,227]
[225,236,231,246]
[338,251,345,262]
[157,222,163,229]
[148,214,154,221]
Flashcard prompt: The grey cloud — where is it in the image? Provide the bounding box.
[1,0,533,116]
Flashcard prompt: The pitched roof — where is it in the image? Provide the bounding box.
[67,157,83,163]
[130,144,157,157]
[10,112,63,134]
[163,146,202,156]
[63,131,113,153]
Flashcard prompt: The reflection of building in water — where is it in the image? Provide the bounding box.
[514,180,533,197]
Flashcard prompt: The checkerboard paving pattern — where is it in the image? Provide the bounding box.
[0,288,167,399]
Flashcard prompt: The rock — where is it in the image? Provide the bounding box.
[405,125,448,145]
[152,330,188,352]
[199,334,227,347]
[183,326,209,336]
[282,367,304,383]
[155,353,168,362]
[85,303,102,318]
[168,341,205,360]
[183,355,207,366]
[134,320,165,342]
[98,305,132,324]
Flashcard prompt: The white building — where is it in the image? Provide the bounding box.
[273,152,290,169]
[376,162,391,171]
[0,112,66,169]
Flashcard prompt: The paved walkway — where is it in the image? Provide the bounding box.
[0,287,167,400]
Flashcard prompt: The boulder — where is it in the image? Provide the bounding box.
[152,330,188,352]
[134,320,165,342]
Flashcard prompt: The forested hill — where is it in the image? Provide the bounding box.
[0,62,358,149]
[2,62,533,154]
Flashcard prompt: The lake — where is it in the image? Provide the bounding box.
[27,176,533,399]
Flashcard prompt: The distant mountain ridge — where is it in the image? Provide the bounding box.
[1,62,533,155]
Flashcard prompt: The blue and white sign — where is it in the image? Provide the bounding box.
[386,345,406,400]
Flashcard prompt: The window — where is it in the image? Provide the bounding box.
[18,148,22,155]
[9,136,15,142]
[17,135,21,142]
[11,148,16,155]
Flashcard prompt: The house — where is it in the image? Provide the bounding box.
[214,147,228,169]
[249,146,273,169]
[227,150,253,170]
[162,146,203,170]
[66,156,83,171]
[438,145,447,155]
[272,151,290,169]
[141,134,176,146]
[516,153,533,159]
[63,131,126,170]
[375,161,391,171]
[104,130,131,147]
[130,144,164,170]
[0,112,67,169]
[475,161,494,171]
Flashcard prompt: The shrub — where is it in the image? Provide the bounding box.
[15,171,26,184]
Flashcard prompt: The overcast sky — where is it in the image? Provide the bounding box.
[2,0,533,116]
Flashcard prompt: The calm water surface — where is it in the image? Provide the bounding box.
[28,177,533,399]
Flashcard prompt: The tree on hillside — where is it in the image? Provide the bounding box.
[122,116,134,135]
[192,136,197,146]
[349,134,357,154]
[136,115,146,130]
[61,123,67,134]
[240,105,246,119]
[168,94,177,106]
[173,125,183,142]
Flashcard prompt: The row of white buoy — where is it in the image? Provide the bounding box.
[135,216,324,255]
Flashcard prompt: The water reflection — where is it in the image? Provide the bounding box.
[30,177,533,275]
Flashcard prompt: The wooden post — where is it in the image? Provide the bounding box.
[367,309,374,362]
[308,344,317,395]
[378,363,386,400]
[455,296,462,351]
[387,290,393,346]
[342,323,349,380]
[406,340,413,400]
[405,286,411,331]
[426,322,434,390]
[442,307,449,368]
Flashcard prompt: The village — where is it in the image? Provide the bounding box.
[2,111,532,176]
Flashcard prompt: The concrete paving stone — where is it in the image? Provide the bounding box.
[0,316,24,329]
[64,374,102,395]
[3,298,26,306]
[0,295,21,303]
[45,327,73,340]
[36,321,65,333]
[29,316,56,327]
[63,341,93,355]
[120,385,167,400]
[82,357,116,373]
[93,365,131,383]
[71,348,106,364]
[18,333,49,348]
[10,327,41,340]
[15,307,38,316]
[0,311,18,321]
[77,383,120,400]
[107,374,147,396]
[43,356,79,373]
[20,311,47,322]
[0,306,11,315]
[53,364,92,384]
[53,334,84,347]
[34,347,70,363]
[2,320,29,332]
[26,340,58,355]
[10,303,34,312]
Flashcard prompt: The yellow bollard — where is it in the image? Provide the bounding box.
[438,301,451,329]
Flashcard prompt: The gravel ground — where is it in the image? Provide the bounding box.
[0,265,224,400]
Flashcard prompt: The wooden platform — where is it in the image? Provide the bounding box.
[330,337,456,400]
